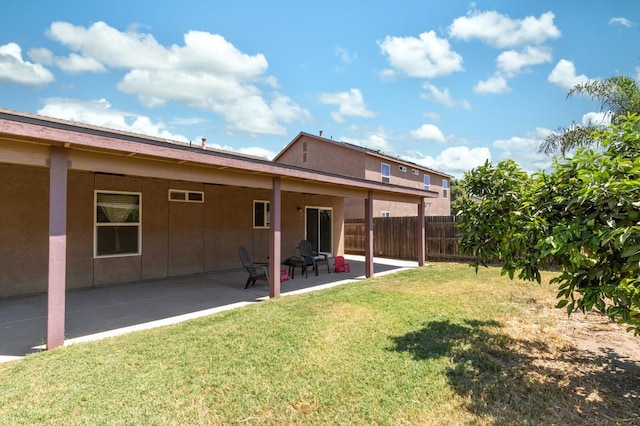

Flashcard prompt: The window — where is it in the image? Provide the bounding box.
[381,211,391,217]
[423,174,431,191]
[399,165,407,172]
[381,163,390,183]
[254,200,270,228]
[169,189,204,203]
[95,191,141,257]
[412,169,419,176]
[442,179,449,199]
[302,141,307,163]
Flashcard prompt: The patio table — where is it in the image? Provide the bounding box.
[283,256,308,279]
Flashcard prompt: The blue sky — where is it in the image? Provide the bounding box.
[1,1,638,177]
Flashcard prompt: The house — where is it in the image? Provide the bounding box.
[0,109,434,350]
[273,131,453,217]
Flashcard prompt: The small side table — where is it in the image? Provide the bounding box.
[283,256,308,279]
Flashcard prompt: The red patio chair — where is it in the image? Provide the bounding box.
[334,255,350,273]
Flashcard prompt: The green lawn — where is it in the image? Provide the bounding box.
[0,263,633,425]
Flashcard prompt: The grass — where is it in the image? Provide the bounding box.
[0,263,637,425]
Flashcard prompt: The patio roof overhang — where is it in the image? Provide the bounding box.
[0,108,436,204]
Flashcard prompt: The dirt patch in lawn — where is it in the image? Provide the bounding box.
[500,301,640,424]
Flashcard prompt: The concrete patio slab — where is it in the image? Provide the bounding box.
[0,255,419,363]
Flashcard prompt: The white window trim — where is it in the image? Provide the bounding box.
[424,174,431,191]
[253,200,270,229]
[411,169,419,176]
[94,190,142,258]
[168,189,204,203]
[399,165,407,172]
[442,178,449,199]
[381,211,391,217]
[381,163,390,183]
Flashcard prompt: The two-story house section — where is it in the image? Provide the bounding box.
[274,131,453,217]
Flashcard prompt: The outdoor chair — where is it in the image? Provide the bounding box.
[238,246,269,289]
[297,240,330,276]
[334,255,350,273]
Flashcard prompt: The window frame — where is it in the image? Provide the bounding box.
[94,190,141,258]
[381,211,391,217]
[381,163,390,183]
[423,174,431,191]
[253,200,270,229]
[168,189,204,203]
[399,165,407,173]
[442,178,449,199]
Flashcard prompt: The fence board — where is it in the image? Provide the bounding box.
[344,216,474,262]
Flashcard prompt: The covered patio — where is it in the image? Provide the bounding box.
[0,255,418,363]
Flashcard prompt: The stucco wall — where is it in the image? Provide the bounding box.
[278,134,367,179]
[0,165,49,296]
[0,165,345,297]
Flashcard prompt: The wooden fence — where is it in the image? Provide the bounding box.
[344,216,474,262]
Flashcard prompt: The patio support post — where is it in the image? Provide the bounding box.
[269,177,282,297]
[417,198,425,266]
[364,191,374,278]
[47,146,68,350]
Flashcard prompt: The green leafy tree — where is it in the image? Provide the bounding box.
[540,75,640,155]
[458,113,640,334]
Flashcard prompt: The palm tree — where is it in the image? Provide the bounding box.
[540,75,640,155]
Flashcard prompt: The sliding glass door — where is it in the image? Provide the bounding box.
[305,207,332,254]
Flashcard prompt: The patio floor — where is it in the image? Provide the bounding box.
[0,255,418,363]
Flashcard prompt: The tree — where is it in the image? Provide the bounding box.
[540,75,640,155]
[458,113,640,334]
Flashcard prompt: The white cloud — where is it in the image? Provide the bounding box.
[474,73,509,94]
[0,42,54,86]
[378,31,463,78]
[37,98,189,142]
[56,53,107,73]
[492,127,553,172]
[609,17,633,28]
[582,111,611,127]
[335,46,357,64]
[44,21,310,136]
[449,10,561,48]
[420,82,471,109]
[342,130,396,154]
[548,59,590,90]
[404,146,491,178]
[318,88,377,123]
[411,124,446,143]
[497,46,552,75]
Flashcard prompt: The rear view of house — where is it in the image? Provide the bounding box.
[274,131,453,217]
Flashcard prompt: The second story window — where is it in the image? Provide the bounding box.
[423,174,431,191]
[381,163,390,183]
[442,179,449,198]
[302,141,307,163]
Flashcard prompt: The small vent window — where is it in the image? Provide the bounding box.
[412,169,419,175]
[169,190,204,203]
[399,165,407,172]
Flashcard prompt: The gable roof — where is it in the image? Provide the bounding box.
[274,131,454,179]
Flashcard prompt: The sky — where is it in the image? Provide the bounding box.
[1,1,638,178]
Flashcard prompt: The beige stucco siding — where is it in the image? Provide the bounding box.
[0,163,347,297]
[0,165,49,295]
[280,134,367,179]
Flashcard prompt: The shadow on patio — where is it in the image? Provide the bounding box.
[0,255,418,362]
